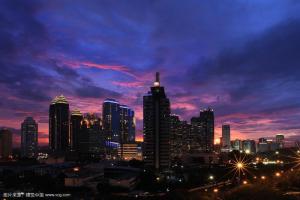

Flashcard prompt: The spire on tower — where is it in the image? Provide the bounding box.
[154,72,160,87]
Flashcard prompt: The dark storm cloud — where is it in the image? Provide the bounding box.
[0,62,52,101]
[0,0,49,58]
[75,85,121,99]
[188,19,300,100]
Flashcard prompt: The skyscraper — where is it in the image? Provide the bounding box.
[170,114,181,159]
[102,99,120,157]
[102,99,120,142]
[79,113,104,160]
[119,105,136,158]
[21,117,38,158]
[70,109,83,152]
[120,105,130,143]
[221,124,230,152]
[190,108,215,152]
[0,129,12,160]
[49,95,70,153]
[143,72,170,170]
[128,109,136,142]
[200,108,214,152]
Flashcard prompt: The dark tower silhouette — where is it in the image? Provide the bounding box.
[143,72,170,170]
[49,95,70,153]
[70,109,83,152]
[21,117,38,158]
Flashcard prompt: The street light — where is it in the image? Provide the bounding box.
[243,180,248,185]
[275,172,281,177]
[213,188,218,193]
[209,175,214,181]
[237,162,244,169]
[73,167,80,172]
[261,176,266,180]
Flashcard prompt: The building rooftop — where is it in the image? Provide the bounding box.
[51,94,68,104]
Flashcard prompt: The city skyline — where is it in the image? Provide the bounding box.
[1,1,300,146]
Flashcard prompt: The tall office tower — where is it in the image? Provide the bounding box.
[79,113,104,160]
[119,105,136,158]
[190,108,215,152]
[102,99,120,143]
[0,129,12,160]
[143,72,170,171]
[120,105,130,143]
[170,114,182,159]
[128,109,136,142]
[21,117,38,158]
[70,109,83,152]
[49,95,70,153]
[242,140,256,154]
[276,134,285,149]
[221,124,230,152]
[181,121,191,155]
[200,108,214,152]
[190,117,203,152]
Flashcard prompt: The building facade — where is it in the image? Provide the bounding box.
[190,108,215,152]
[21,117,38,158]
[276,134,284,149]
[70,109,83,152]
[143,72,170,170]
[0,129,12,160]
[242,140,256,154]
[49,95,70,153]
[221,124,230,152]
[231,139,242,151]
[79,113,104,160]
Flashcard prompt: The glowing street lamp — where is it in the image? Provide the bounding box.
[237,162,244,169]
[261,176,266,180]
[209,175,214,180]
[213,188,218,193]
[229,155,251,178]
[73,167,80,172]
[243,180,248,185]
[275,172,281,177]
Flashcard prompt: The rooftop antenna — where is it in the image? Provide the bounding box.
[154,72,160,87]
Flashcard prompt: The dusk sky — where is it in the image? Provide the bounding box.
[1,0,300,146]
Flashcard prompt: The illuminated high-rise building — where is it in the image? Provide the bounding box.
[21,117,38,158]
[232,139,242,151]
[170,114,181,158]
[79,113,104,160]
[143,72,170,170]
[102,99,120,142]
[190,108,214,152]
[70,109,83,152]
[128,109,135,142]
[0,129,12,160]
[102,99,120,157]
[221,124,230,152]
[242,140,256,154]
[49,95,70,153]
[276,134,284,149]
[119,105,135,158]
